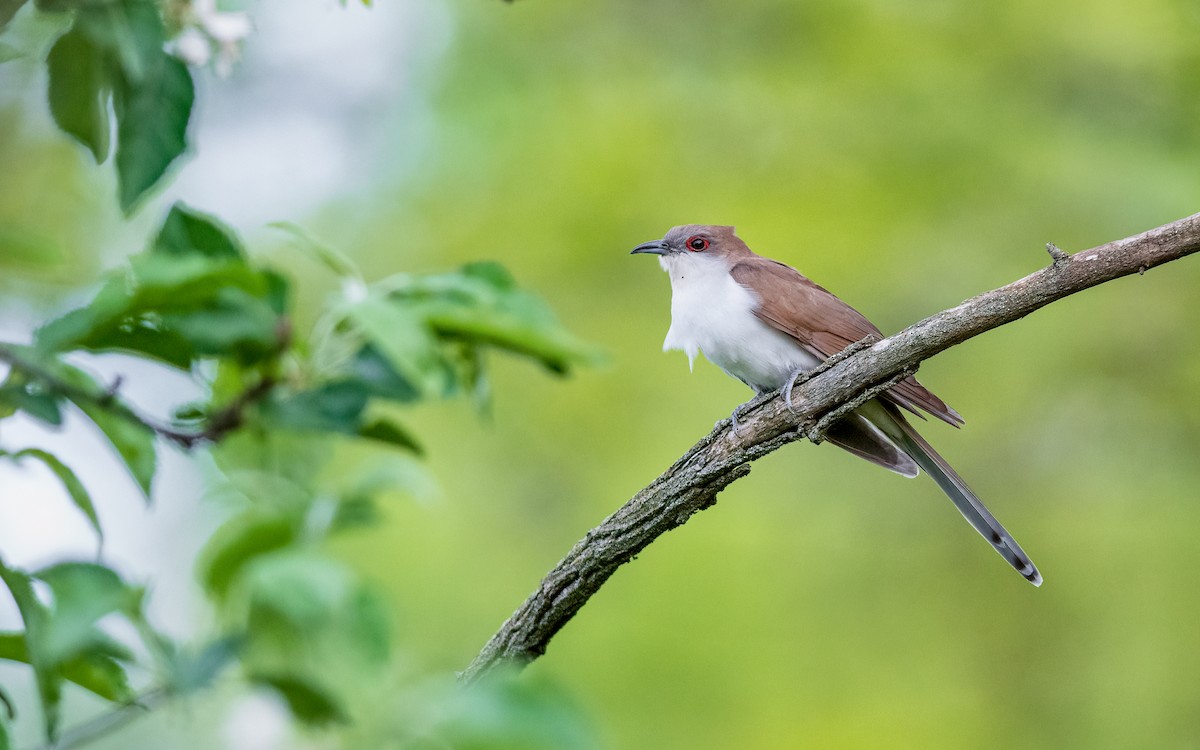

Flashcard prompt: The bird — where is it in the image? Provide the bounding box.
[631,224,1042,586]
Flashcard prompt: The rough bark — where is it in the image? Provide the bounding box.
[461,212,1200,684]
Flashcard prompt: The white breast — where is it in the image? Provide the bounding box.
[660,254,819,393]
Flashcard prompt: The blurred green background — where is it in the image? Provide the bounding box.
[4,0,1200,747]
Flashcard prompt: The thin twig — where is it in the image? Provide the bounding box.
[460,211,1200,684]
[29,687,167,750]
[0,344,274,449]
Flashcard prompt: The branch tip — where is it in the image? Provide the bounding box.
[1045,242,1069,265]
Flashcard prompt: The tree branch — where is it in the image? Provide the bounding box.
[460,212,1200,684]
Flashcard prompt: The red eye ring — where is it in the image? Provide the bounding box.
[686,236,708,252]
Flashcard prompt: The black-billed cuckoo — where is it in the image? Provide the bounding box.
[632,224,1041,586]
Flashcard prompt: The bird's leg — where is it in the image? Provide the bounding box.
[726,390,774,431]
[783,334,881,413]
[782,367,809,415]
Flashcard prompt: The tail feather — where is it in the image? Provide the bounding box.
[875,404,1043,586]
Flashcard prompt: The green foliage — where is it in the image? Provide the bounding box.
[40,0,193,213]
[0,560,142,740]
[0,183,597,744]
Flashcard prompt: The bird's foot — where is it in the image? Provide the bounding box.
[783,334,881,415]
[782,367,809,414]
[725,391,774,432]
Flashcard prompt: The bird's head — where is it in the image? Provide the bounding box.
[630,225,748,271]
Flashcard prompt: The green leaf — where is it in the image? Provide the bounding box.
[251,673,347,726]
[242,553,357,631]
[357,416,423,454]
[36,251,284,367]
[391,264,604,375]
[11,449,102,541]
[35,563,138,665]
[198,511,297,603]
[0,632,134,703]
[59,648,134,703]
[346,295,448,398]
[34,276,139,356]
[112,46,193,213]
[351,344,421,402]
[162,289,282,363]
[46,25,111,163]
[154,203,244,260]
[74,394,156,497]
[0,384,63,425]
[0,560,61,740]
[261,381,369,435]
[62,322,197,370]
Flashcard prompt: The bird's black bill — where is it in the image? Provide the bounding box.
[630,240,668,255]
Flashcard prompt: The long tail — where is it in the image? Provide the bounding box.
[874,404,1043,586]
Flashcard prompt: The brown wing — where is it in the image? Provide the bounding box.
[730,258,963,427]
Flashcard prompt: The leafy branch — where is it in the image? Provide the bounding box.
[0,201,600,747]
[460,211,1200,684]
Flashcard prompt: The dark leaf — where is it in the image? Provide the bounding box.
[346,296,449,398]
[12,449,102,541]
[34,276,139,355]
[198,511,296,603]
[161,289,282,363]
[0,682,12,720]
[153,202,244,260]
[262,381,369,434]
[112,49,193,214]
[0,384,63,425]
[351,344,420,402]
[251,673,347,726]
[46,25,111,163]
[357,417,423,454]
[59,649,135,703]
[263,270,290,316]
[62,322,197,370]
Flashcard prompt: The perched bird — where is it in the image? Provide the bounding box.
[632,224,1041,586]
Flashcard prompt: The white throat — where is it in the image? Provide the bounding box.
[659,253,819,393]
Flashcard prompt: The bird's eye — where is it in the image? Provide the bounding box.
[687,236,708,252]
